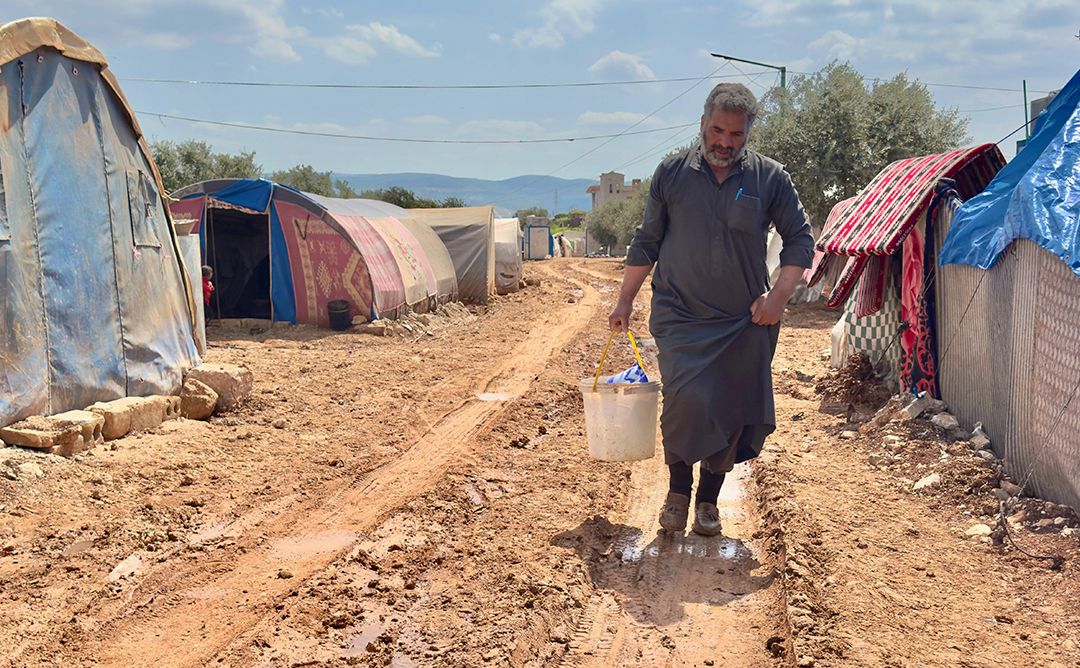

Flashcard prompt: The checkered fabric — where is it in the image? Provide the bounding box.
[845,266,902,390]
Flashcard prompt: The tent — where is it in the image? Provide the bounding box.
[170,179,457,326]
[407,206,495,303]
[935,68,1080,509]
[0,18,199,428]
[493,218,523,294]
[808,144,1005,391]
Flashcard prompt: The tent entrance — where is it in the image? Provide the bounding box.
[205,207,272,320]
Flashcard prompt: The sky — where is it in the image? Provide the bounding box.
[6,0,1078,189]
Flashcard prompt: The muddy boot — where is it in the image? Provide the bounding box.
[692,502,723,537]
[659,492,690,532]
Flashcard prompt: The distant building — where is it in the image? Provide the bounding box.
[1016,91,1059,155]
[586,171,642,210]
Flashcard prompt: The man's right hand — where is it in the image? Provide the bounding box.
[609,302,632,332]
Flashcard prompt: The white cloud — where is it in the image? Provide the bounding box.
[588,51,656,80]
[404,115,452,126]
[577,111,663,127]
[226,0,309,61]
[808,29,863,61]
[136,32,191,50]
[318,21,440,65]
[347,21,441,58]
[489,32,504,43]
[319,35,377,65]
[513,0,607,49]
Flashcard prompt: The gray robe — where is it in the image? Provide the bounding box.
[625,142,815,467]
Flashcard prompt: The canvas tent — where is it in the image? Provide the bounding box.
[407,206,495,303]
[170,179,457,326]
[935,68,1080,509]
[494,217,523,294]
[808,144,1005,393]
[0,18,200,428]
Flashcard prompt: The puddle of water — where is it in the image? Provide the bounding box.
[270,530,357,560]
[343,621,385,657]
[476,392,514,402]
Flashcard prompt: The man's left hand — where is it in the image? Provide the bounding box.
[750,292,785,325]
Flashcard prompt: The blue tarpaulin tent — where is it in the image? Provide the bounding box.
[0,18,199,428]
[940,68,1080,276]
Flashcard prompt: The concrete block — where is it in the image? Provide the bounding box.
[0,415,84,456]
[185,364,253,412]
[50,410,105,449]
[89,395,180,439]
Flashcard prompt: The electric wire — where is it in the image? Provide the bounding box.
[138,111,697,144]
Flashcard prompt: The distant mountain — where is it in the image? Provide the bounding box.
[334,172,594,215]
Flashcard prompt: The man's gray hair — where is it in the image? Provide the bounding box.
[703,83,759,125]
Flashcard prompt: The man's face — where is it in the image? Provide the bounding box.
[700,108,750,169]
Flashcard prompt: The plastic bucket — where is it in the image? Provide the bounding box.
[579,379,660,462]
[327,299,352,331]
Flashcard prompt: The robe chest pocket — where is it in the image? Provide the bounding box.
[727,195,764,234]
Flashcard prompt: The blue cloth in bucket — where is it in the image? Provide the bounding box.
[605,363,649,384]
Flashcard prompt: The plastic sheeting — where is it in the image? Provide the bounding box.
[940,68,1080,278]
[494,218,523,294]
[0,18,199,428]
[408,207,495,303]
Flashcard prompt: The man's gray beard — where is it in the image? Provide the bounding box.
[703,144,745,168]
[700,130,747,168]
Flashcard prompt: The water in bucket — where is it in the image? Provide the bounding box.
[579,379,660,461]
[579,330,659,462]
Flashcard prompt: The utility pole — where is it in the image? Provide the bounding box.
[711,52,787,90]
[1023,79,1030,139]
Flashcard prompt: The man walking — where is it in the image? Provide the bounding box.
[609,83,814,536]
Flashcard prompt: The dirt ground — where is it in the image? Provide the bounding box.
[1,258,1078,668]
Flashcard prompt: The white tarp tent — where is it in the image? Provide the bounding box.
[408,206,495,304]
[494,218,523,294]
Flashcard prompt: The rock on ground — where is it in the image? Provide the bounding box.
[185,363,254,412]
[180,378,219,420]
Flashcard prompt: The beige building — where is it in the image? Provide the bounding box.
[586,171,642,210]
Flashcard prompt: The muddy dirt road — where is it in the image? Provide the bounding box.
[1,258,1078,668]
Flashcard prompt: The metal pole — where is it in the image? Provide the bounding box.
[710,53,787,90]
[1023,79,1030,138]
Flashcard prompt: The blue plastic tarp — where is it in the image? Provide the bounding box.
[0,45,198,427]
[940,69,1080,277]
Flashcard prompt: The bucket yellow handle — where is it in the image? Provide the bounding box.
[593,329,649,391]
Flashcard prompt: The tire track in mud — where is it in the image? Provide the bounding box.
[80,264,601,668]
[556,260,789,667]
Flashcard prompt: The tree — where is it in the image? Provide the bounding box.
[441,196,467,208]
[359,186,464,208]
[150,139,262,194]
[585,183,650,248]
[270,164,357,198]
[750,62,968,230]
[515,206,549,223]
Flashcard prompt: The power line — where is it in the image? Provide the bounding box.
[120,71,772,90]
[137,111,697,144]
[957,103,1024,113]
[615,126,696,172]
[786,71,1053,95]
[492,62,731,207]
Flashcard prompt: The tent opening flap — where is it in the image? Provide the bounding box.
[205,208,272,320]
